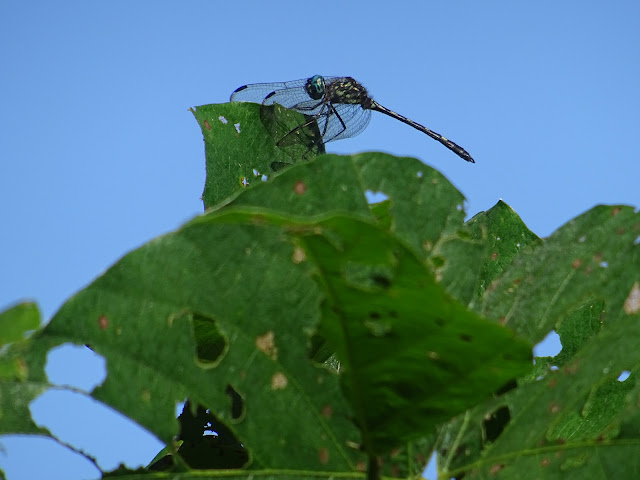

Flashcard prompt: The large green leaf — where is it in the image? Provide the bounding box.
[296,216,532,455]
[483,205,640,342]
[435,206,640,479]
[0,101,556,479]
[34,210,363,472]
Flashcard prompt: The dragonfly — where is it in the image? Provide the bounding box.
[230,75,474,163]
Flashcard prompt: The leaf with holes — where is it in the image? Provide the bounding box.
[192,102,324,208]
[295,215,533,455]
[0,303,51,436]
[436,205,640,479]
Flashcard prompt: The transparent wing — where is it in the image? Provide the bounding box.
[230,78,306,103]
[320,104,372,143]
[230,76,344,115]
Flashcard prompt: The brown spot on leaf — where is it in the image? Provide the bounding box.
[571,258,582,269]
[611,206,622,216]
[293,180,306,195]
[549,402,561,414]
[292,246,306,264]
[548,378,557,388]
[318,447,329,464]
[541,458,550,467]
[204,120,211,130]
[271,372,287,390]
[321,405,333,418]
[16,358,28,380]
[564,361,580,375]
[356,461,366,472]
[624,282,640,314]
[490,463,505,474]
[98,315,109,330]
[256,331,278,360]
[490,252,499,260]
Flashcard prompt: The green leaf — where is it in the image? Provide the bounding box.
[32,210,363,472]
[466,200,543,301]
[439,311,640,479]
[0,301,41,346]
[436,205,640,479]
[296,215,533,455]
[191,102,324,209]
[0,303,49,436]
[482,205,640,343]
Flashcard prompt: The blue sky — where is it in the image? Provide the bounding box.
[1,1,639,479]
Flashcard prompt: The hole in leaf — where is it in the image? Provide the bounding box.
[150,399,248,470]
[618,370,631,382]
[234,123,241,133]
[46,343,106,391]
[270,161,292,172]
[482,405,511,444]
[175,400,186,417]
[218,116,228,124]
[31,389,163,471]
[533,330,562,357]
[192,313,227,366]
[225,385,244,420]
[343,262,393,290]
[365,190,389,204]
[308,332,333,364]
[495,379,518,396]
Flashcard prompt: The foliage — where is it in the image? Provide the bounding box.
[1,102,639,480]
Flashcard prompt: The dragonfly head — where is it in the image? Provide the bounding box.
[305,75,326,100]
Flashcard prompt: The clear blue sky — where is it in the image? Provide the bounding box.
[1,1,638,479]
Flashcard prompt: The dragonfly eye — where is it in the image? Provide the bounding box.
[305,75,326,100]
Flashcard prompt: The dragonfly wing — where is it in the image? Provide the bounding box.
[322,104,371,143]
[230,78,311,104]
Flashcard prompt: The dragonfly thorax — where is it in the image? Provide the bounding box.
[324,77,372,108]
